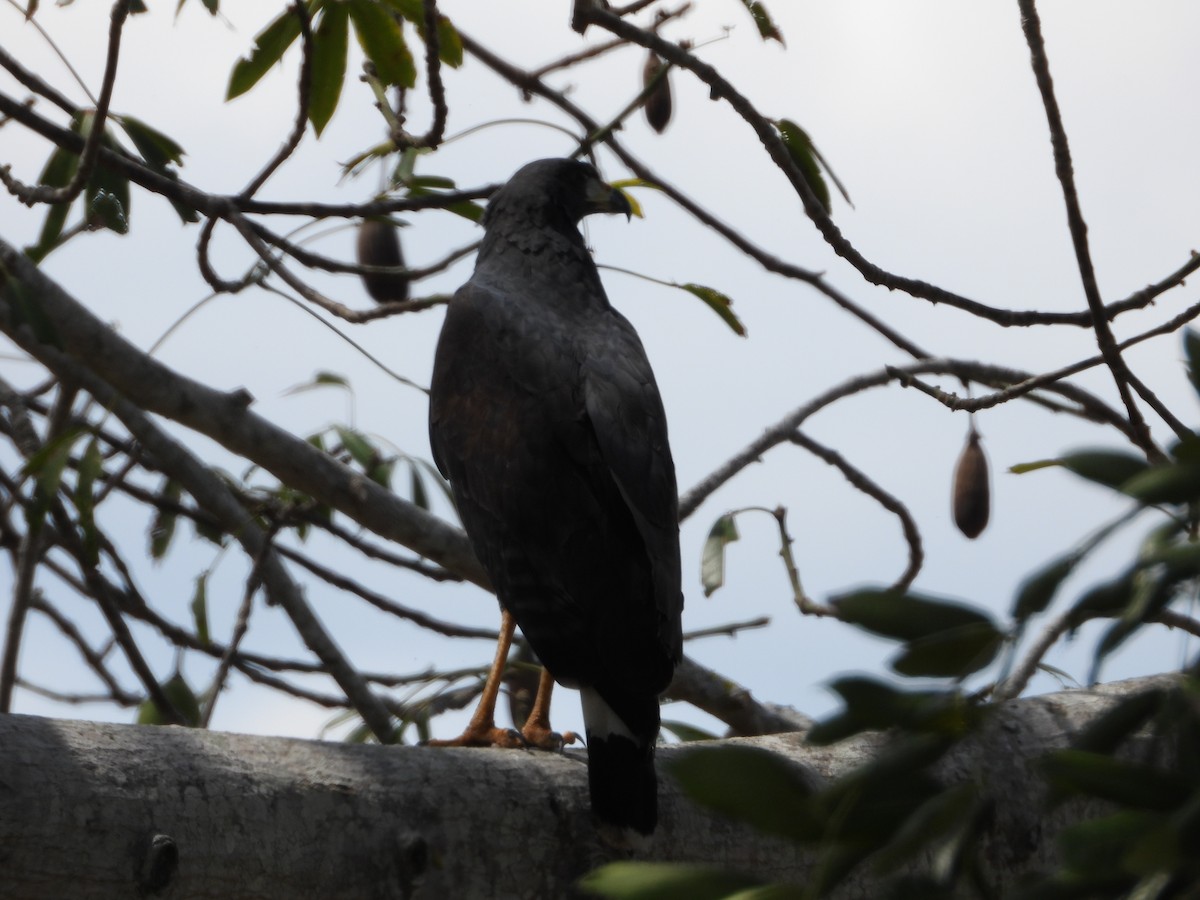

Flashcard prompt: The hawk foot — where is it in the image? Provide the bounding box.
[521,721,579,752]
[426,724,525,749]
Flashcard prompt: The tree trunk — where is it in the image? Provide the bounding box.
[0,675,1171,898]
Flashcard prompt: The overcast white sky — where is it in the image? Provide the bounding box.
[3,1,1200,741]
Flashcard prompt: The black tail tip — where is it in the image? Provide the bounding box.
[586,732,658,837]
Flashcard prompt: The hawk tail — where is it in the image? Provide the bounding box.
[581,686,660,836]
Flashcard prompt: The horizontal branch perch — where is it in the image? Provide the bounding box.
[0,675,1174,898]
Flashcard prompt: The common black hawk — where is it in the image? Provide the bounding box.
[428,158,683,837]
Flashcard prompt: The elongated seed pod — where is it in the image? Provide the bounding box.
[356,217,409,304]
[953,427,990,539]
[643,51,672,134]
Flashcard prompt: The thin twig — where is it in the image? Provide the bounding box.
[29,594,140,704]
[276,544,499,640]
[534,3,691,78]
[0,294,399,742]
[1016,0,1159,462]
[0,0,131,206]
[239,0,313,200]
[413,0,448,149]
[0,528,43,711]
[788,432,924,592]
[0,0,98,104]
[680,358,1132,522]
[887,300,1200,416]
[200,551,262,728]
[681,615,771,641]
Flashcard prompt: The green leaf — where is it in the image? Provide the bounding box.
[23,428,82,528]
[380,0,420,20]
[819,734,950,814]
[335,426,378,470]
[871,782,980,875]
[82,117,131,234]
[381,0,463,67]
[1056,810,1164,878]
[36,137,80,189]
[1185,328,1200,398]
[1090,568,1174,680]
[191,572,210,647]
[407,174,457,190]
[578,862,766,900]
[309,2,349,135]
[349,0,416,88]
[700,513,739,597]
[1043,750,1187,811]
[74,437,103,566]
[1072,687,1166,755]
[660,719,718,742]
[405,183,484,222]
[1141,541,1200,580]
[1121,463,1200,506]
[193,516,226,547]
[283,371,351,396]
[891,620,1004,679]
[3,275,62,347]
[1058,450,1150,489]
[808,678,978,745]
[370,457,395,489]
[667,745,821,843]
[1013,553,1080,623]
[137,672,202,727]
[411,456,456,507]
[831,588,995,643]
[114,114,186,170]
[227,7,303,101]
[680,284,746,337]
[409,461,428,509]
[149,477,184,560]
[774,119,834,213]
[432,14,463,67]
[1066,572,1134,628]
[812,738,949,855]
[28,143,80,260]
[1169,432,1200,463]
[738,0,784,44]
[1011,450,1149,491]
[153,170,201,225]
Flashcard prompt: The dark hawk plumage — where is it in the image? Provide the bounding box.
[429,158,683,835]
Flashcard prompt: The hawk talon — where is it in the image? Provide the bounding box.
[520,723,579,753]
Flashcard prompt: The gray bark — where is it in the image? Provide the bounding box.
[0,675,1173,899]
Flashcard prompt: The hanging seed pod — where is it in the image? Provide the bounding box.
[642,51,672,134]
[953,425,990,539]
[356,217,409,304]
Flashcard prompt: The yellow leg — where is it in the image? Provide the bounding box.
[521,667,579,750]
[427,610,524,748]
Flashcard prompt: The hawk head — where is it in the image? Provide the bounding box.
[483,159,632,229]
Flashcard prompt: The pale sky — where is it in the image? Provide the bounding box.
[2,1,1199,741]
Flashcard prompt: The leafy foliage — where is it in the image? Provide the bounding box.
[592,335,1200,897]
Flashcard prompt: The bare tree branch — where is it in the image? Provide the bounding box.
[1016,0,1159,461]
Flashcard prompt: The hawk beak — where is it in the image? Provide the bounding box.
[586,178,633,221]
